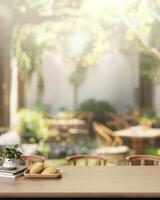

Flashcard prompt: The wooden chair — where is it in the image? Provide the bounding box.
[93,122,123,146]
[126,155,160,166]
[105,112,119,121]
[105,112,130,130]
[67,155,107,166]
[93,122,129,165]
[20,155,45,168]
[123,111,140,126]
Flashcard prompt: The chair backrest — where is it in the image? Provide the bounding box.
[67,155,107,166]
[20,155,45,169]
[93,122,123,146]
[126,155,160,166]
[99,123,123,146]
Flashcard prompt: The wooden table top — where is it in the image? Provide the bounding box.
[0,166,160,198]
[115,125,160,139]
[47,118,85,126]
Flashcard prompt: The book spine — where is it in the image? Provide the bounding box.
[0,172,24,178]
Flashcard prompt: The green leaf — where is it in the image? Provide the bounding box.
[14,144,18,149]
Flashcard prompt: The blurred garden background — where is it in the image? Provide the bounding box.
[0,0,160,165]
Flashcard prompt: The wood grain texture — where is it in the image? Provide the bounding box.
[115,126,160,139]
[0,166,160,198]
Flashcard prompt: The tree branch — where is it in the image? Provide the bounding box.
[123,20,160,65]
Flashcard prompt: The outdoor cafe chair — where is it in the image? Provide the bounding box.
[93,122,124,146]
[67,155,107,166]
[93,122,130,165]
[126,155,160,166]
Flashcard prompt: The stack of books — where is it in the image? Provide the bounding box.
[0,166,27,178]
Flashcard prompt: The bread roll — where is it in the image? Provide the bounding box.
[44,160,55,168]
[41,166,57,175]
[30,162,44,174]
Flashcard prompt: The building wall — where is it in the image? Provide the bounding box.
[27,49,139,114]
[79,52,139,113]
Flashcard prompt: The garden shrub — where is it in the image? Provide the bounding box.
[78,98,115,123]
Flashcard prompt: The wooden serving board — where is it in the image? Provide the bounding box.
[23,168,62,179]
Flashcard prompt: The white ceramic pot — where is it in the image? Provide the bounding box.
[3,158,17,169]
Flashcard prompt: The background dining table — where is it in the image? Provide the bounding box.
[115,125,160,154]
[0,166,160,198]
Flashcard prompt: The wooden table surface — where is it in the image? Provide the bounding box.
[115,126,160,154]
[0,166,160,198]
[115,125,160,139]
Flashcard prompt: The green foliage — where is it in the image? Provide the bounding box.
[142,110,156,119]
[62,18,107,110]
[144,147,160,156]
[17,109,49,144]
[13,23,57,105]
[2,145,22,160]
[56,109,73,119]
[14,25,52,78]
[140,53,158,80]
[6,0,160,110]
[78,98,115,123]
[11,0,107,109]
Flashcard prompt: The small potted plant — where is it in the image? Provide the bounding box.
[2,145,23,169]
